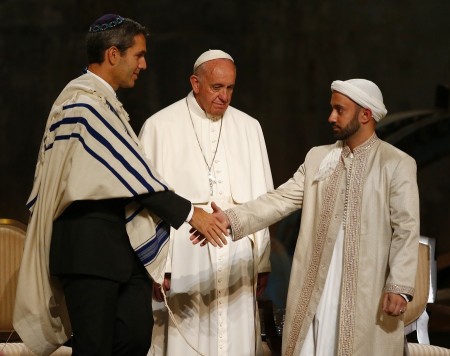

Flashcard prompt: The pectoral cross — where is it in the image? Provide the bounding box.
[208,170,216,196]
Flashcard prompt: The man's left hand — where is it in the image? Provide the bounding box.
[382,292,407,316]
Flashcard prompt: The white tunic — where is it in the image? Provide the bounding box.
[301,225,344,356]
[139,92,274,356]
[301,154,354,355]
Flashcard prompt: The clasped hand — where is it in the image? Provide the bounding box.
[190,202,230,247]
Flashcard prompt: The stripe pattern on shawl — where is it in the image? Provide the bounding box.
[31,96,171,272]
[13,75,172,356]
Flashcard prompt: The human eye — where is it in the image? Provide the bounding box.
[335,106,344,114]
[136,51,146,59]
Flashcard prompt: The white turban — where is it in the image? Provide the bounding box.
[331,79,388,122]
[193,49,234,72]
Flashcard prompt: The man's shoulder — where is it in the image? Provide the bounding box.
[148,98,186,122]
[226,106,261,128]
[302,143,342,167]
[227,105,256,120]
[377,139,416,163]
[308,142,339,155]
[54,74,106,108]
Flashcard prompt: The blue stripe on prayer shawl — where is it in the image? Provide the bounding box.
[63,103,168,190]
[26,195,38,210]
[49,116,161,194]
[105,100,120,118]
[53,133,139,195]
[135,221,170,265]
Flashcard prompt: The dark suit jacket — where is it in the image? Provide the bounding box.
[50,191,191,282]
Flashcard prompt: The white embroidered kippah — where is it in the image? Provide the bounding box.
[331,79,388,122]
[193,49,234,72]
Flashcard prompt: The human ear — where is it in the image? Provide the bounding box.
[360,108,372,124]
[106,46,120,65]
[190,75,200,94]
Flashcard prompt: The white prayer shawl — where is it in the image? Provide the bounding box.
[13,73,171,356]
[139,92,273,355]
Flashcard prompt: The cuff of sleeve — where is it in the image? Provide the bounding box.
[224,209,244,241]
[384,284,414,299]
[185,204,194,222]
[400,293,410,302]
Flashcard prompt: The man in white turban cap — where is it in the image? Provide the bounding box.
[331,78,388,122]
[208,78,420,355]
[139,49,273,355]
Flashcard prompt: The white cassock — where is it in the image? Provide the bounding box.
[139,91,273,356]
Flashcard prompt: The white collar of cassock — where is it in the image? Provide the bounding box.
[187,91,224,122]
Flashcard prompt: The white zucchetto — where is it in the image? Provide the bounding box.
[331,79,388,122]
[193,50,234,72]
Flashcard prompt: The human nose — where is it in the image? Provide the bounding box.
[328,110,336,123]
[139,57,147,70]
[218,88,229,101]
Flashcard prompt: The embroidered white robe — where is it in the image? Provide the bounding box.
[226,134,420,356]
[139,92,273,356]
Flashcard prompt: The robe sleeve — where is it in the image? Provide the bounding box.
[226,164,305,241]
[384,155,420,298]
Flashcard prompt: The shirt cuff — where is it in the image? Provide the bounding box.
[185,204,194,222]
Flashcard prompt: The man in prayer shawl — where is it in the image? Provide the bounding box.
[139,50,273,356]
[198,79,420,356]
[13,15,227,356]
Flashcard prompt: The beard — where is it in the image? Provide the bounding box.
[331,111,361,140]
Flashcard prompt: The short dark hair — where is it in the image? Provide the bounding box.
[86,18,149,64]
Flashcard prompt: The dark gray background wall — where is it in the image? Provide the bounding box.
[1,0,449,254]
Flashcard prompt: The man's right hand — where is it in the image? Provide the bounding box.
[188,206,228,247]
[190,202,230,246]
[211,202,230,228]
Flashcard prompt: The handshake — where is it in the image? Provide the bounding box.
[189,202,230,247]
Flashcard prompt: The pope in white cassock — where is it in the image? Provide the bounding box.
[139,50,274,356]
